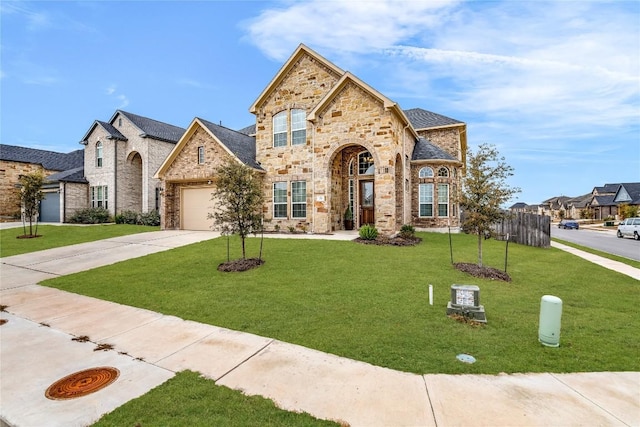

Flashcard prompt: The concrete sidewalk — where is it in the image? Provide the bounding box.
[1,230,639,426]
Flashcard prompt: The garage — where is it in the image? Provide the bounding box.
[181,187,217,230]
[39,191,60,222]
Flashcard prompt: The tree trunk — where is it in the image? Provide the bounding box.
[241,236,246,260]
[477,232,483,267]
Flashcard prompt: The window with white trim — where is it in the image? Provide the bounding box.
[349,179,355,215]
[197,146,205,164]
[96,141,103,168]
[273,182,287,218]
[438,184,449,216]
[419,166,433,178]
[438,167,449,177]
[273,112,287,147]
[419,183,433,217]
[91,185,108,209]
[291,109,306,145]
[348,158,354,176]
[291,181,306,218]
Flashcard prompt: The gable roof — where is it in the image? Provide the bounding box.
[249,44,344,114]
[307,72,419,139]
[0,144,84,171]
[198,119,262,170]
[592,194,616,206]
[113,110,185,143]
[510,202,529,209]
[411,137,457,162]
[80,120,127,144]
[614,182,640,204]
[155,118,263,179]
[404,108,464,130]
[593,183,620,195]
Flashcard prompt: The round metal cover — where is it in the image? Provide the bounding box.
[456,353,476,364]
[45,367,119,400]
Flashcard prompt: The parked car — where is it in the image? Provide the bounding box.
[558,220,579,229]
[617,217,640,240]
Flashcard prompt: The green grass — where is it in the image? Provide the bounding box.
[0,224,159,257]
[43,232,640,376]
[552,237,640,269]
[93,371,338,427]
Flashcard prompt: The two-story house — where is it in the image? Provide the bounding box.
[156,44,466,235]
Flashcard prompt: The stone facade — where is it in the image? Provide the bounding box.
[0,160,61,219]
[157,44,465,235]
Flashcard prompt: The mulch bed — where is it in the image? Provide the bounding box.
[354,235,422,246]
[16,234,42,239]
[454,262,511,282]
[218,258,265,272]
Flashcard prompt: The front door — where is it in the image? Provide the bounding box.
[360,180,374,226]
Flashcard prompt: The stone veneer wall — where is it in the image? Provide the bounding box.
[416,127,463,161]
[160,126,241,230]
[0,160,55,218]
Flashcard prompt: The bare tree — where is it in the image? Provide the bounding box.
[19,172,45,237]
[458,144,521,267]
[209,159,263,260]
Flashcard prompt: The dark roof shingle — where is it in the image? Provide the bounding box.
[411,138,457,161]
[0,144,84,171]
[45,167,87,184]
[199,119,263,170]
[237,124,256,136]
[116,110,186,143]
[404,108,463,129]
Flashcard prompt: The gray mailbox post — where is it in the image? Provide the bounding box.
[446,284,487,323]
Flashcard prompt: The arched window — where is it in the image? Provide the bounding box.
[348,158,354,176]
[96,141,103,167]
[419,166,433,178]
[438,167,449,177]
[273,111,287,147]
[358,151,374,175]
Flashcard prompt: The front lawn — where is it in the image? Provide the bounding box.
[42,232,640,375]
[0,224,159,257]
[94,371,338,427]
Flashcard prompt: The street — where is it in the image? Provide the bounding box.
[551,226,640,261]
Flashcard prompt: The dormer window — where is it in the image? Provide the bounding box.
[96,141,103,168]
[291,109,306,145]
[273,112,287,147]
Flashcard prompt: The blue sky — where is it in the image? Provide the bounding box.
[1,0,638,205]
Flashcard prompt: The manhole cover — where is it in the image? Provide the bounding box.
[45,367,119,400]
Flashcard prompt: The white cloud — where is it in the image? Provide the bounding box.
[105,85,116,95]
[105,84,129,108]
[177,78,215,90]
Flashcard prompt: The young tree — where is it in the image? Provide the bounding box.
[458,144,521,267]
[209,159,264,260]
[19,171,46,237]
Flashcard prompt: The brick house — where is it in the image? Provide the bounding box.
[0,144,84,222]
[80,110,185,217]
[156,44,466,235]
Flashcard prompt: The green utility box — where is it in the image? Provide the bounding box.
[539,295,562,347]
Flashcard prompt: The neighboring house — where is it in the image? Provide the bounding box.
[565,193,592,219]
[509,202,528,213]
[0,144,84,222]
[156,44,466,235]
[539,196,572,219]
[80,110,185,217]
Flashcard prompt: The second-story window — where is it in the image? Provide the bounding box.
[291,109,306,145]
[198,146,205,164]
[96,141,103,167]
[273,112,287,147]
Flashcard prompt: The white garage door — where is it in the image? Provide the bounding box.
[181,187,217,231]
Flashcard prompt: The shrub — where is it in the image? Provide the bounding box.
[399,224,415,239]
[69,207,111,224]
[139,211,160,226]
[115,210,139,225]
[359,224,378,240]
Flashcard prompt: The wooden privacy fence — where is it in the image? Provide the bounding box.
[491,212,550,248]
